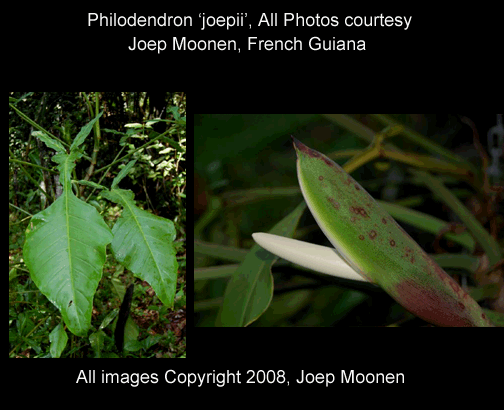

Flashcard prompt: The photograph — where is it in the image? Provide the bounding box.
[9,92,186,358]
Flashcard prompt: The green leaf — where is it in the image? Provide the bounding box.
[100,308,119,330]
[49,323,68,358]
[9,268,18,282]
[89,330,106,358]
[70,111,103,151]
[75,179,108,190]
[53,150,82,191]
[217,201,306,326]
[111,160,137,189]
[160,135,185,152]
[31,131,66,153]
[482,309,504,327]
[101,188,178,307]
[168,106,180,121]
[89,200,102,213]
[23,152,113,336]
[123,316,140,350]
[292,138,494,327]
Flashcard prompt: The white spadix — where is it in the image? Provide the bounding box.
[252,232,367,283]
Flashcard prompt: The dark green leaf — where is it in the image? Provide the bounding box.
[23,151,113,336]
[101,188,178,307]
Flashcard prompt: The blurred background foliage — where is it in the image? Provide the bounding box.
[195,114,503,327]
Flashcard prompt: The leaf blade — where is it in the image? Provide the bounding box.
[111,160,137,190]
[49,323,68,358]
[24,154,113,336]
[217,201,306,326]
[70,111,103,151]
[102,188,178,307]
[31,131,66,153]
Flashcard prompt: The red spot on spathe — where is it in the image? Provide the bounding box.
[404,247,413,259]
[390,239,396,246]
[369,230,377,239]
[350,206,368,217]
[323,157,334,167]
[327,197,340,210]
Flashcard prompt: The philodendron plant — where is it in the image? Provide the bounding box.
[22,113,178,342]
[253,138,498,327]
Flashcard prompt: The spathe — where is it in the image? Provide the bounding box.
[252,232,367,283]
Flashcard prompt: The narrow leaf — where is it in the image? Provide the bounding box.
[111,160,137,189]
[100,308,119,330]
[31,131,66,153]
[292,138,493,327]
[76,179,108,190]
[70,111,103,151]
[101,188,178,307]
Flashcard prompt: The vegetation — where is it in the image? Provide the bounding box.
[9,92,186,357]
[195,114,503,327]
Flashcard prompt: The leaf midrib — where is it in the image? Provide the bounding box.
[64,157,81,332]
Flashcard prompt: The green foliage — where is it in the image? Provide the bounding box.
[24,179,113,336]
[101,188,178,307]
[195,114,502,327]
[49,323,68,358]
[23,112,114,336]
[9,92,186,357]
